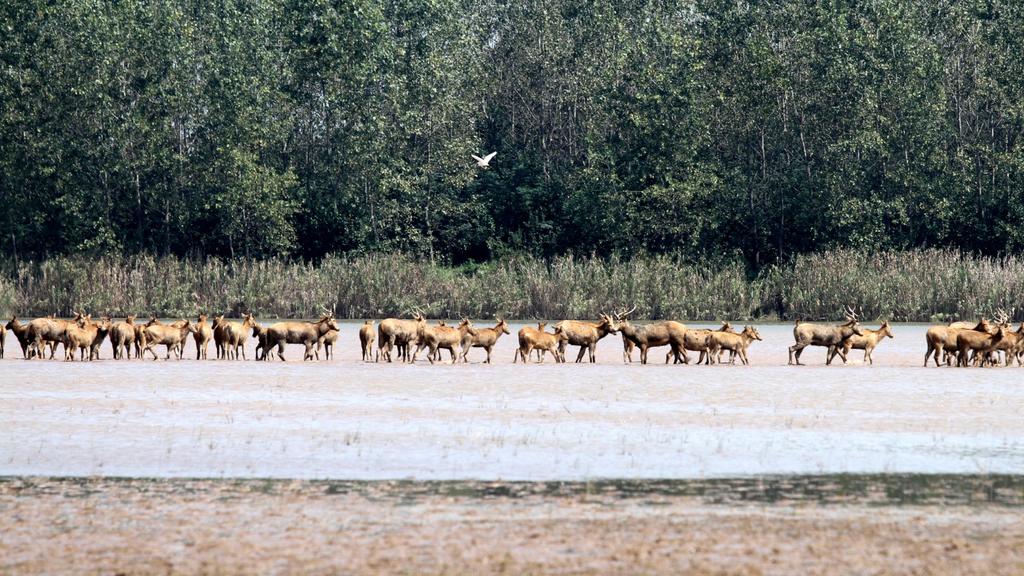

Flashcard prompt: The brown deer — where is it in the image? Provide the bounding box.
[614,307,688,365]
[26,313,80,359]
[133,318,148,359]
[554,314,619,363]
[264,314,339,361]
[212,315,229,359]
[708,326,762,365]
[142,320,192,360]
[836,320,893,365]
[378,314,425,363]
[5,317,32,358]
[788,307,864,365]
[359,320,377,362]
[993,322,1024,366]
[924,318,994,367]
[460,318,510,363]
[412,318,473,364]
[316,327,339,361]
[956,311,1009,367]
[221,313,256,360]
[108,316,137,360]
[145,316,190,358]
[251,324,272,361]
[514,323,566,363]
[63,315,112,361]
[191,314,214,360]
[669,322,733,364]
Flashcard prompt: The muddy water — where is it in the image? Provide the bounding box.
[1,322,1022,479]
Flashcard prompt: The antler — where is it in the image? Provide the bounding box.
[617,305,637,320]
[844,305,858,322]
[994,308,1010,325]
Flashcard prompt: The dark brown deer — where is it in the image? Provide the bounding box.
[614,306,688,365]
[5,317,32,358]
[788,307,864,366]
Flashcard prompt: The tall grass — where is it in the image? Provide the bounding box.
[2,249,1023,321]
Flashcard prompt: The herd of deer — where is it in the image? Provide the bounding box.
[0,306,1020,367]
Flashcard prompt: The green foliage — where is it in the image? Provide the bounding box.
[1,0,1024,263]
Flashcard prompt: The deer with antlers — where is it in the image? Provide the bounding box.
[956,310,1010,367]
[613,306,689,365]
[788,306,864,366]
[554,313,619,363]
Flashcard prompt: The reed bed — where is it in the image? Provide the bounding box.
[2,250,1023,321]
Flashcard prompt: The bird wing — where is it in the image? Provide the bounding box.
[483,151,497,163]
[471,154,485,163]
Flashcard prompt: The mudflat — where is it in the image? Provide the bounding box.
[2,476,1022,575]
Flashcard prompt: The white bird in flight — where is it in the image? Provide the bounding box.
[473,151,497,168]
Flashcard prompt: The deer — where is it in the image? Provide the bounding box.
[554,313,619,363]
[359,320,377,362]
[707,326,762,365]
[514,322,566,363]
[220,313,256,360]
[378,313,424,363]
[145,316,190,358]
[924,318,994,367]
[788,306,864,365]
[956,311,1010,367]
[0,321,4,359]
[993,322,1024,366]
[5,317,32,358]
[212,315,229,359]
[142,320,193,360]
[669,322,733,364]
[316,327,339,361]
[460,318,510,363]
[26,313,80,359]
[63,315,112,361]
[412,318,473,364]
[133,318,149,359]
[836,320,894,365]
[251,323,272,361]
[264,314,339,361]
[108,316,137,360]
[191,314,214,360]
[613,306,688,365]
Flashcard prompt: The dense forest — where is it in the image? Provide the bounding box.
[2,0,1023,266]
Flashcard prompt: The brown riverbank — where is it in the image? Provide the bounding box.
[2,476,1022,575]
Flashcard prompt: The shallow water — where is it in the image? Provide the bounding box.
[1,321,1022,479]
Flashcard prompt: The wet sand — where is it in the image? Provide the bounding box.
[2,476,1022,575]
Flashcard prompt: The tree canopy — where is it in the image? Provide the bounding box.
[2,0,1023,264]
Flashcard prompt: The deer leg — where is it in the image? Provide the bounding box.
[790,344,806,365]
[574,346,586,363]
